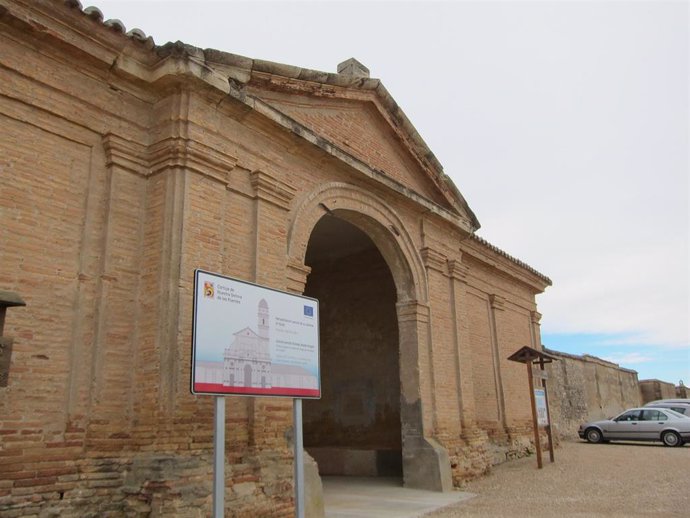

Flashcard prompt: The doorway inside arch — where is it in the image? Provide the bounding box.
[302,215,402,478]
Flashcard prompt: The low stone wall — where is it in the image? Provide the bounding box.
[639,379,677,403]
[544,349,640,439]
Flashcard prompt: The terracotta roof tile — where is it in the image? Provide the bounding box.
[65,1,154,47]
[471,234,552,285]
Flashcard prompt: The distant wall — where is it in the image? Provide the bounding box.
[639,379,677,404]
[544,348,640,439]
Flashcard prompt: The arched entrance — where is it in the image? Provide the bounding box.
[302,215,402,476]
[287,183,453,492]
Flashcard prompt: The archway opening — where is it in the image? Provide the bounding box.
[302,215,402,477]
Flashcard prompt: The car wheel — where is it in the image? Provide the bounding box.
[661,431,681,447]
[585,428,603,444]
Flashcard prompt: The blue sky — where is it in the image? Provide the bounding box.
[96,0,689,385]
[542,333,689,384]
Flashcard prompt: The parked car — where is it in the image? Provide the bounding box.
[643,398,690,406]
[578,407,690,447]
[644,402,690,417]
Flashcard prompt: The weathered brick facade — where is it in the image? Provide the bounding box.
[0,1,551,515]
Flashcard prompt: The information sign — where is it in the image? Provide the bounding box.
[534,388,549,426]
[191,270,320,398]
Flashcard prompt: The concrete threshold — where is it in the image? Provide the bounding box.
[322,476,475,518]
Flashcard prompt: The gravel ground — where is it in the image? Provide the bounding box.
[425,440,689,517]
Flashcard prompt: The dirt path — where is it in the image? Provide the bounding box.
[426,440,689,517]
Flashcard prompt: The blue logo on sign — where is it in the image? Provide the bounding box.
[304,305,314,317]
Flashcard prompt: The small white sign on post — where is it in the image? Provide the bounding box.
[534,388,549,427]
[191,270,320,518]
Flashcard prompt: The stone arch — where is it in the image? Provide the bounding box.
[287,182,427,304]
[287,181,452,492]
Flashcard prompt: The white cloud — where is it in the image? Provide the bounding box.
[601,352,657,366]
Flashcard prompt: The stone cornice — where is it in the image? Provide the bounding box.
[102,133,148,176]
[285,258,312,294]
[396,300,430,324]
[489,294,505,311]
[103,132,239,184]
[148,137,237,185]
[420,247,447,274]
[250,170,296,211]
[447,259,470,282]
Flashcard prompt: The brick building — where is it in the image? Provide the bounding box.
[0,1,551,516]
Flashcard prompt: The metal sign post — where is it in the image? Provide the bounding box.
[191,270,321,517]
[213,397,225,518]
[293,399,305,518]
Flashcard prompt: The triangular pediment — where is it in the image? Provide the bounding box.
[233,327,258,338]
[247,86,475,224]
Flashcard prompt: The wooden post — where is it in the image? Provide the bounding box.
[527,361,543,469]
[508,345,558,470]
[540,359,555,463]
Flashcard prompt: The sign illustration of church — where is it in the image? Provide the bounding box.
[224,299,273,389]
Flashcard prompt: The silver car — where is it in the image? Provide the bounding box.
[643,399,690,417]
[644,399,690,405]
[578,407,690,447]
[644,403,690,417]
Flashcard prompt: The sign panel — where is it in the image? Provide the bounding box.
[191,270,320,398]
[534,388,549,426]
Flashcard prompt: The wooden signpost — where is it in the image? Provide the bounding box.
[508,346,558,469]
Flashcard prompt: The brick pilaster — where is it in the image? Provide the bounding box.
[447,257,477,431]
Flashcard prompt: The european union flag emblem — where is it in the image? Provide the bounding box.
[303,305,314,317]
